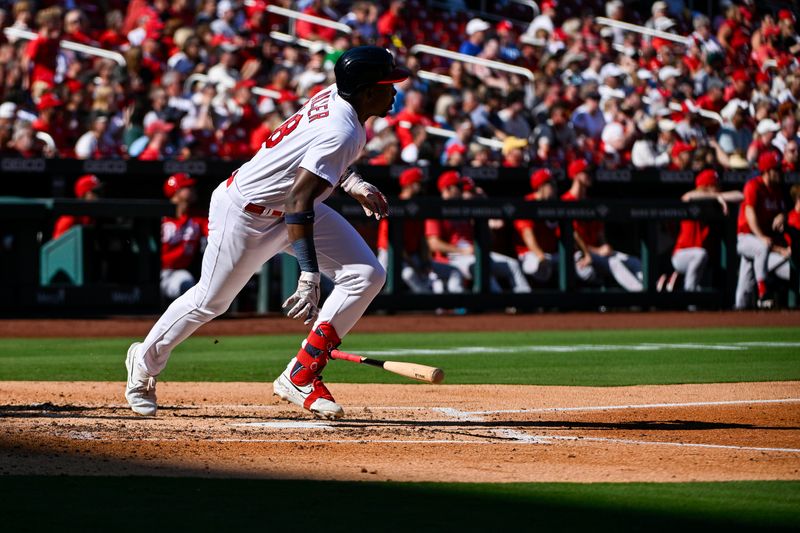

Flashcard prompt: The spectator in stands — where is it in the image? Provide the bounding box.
[514,169,559,284]
[496,21,520,62]
[747,119,781,165]
[339,2,377,41]
[425,171,531,294]
[376,0,403,38]
[787,184,800,247]
[716,99,752,161]
[561,159,644,292]
[138,119,176,160]
[571,90,605,141]
[160,173,208,301]
[773,115,800,154]
[296,0,339,42]
[669,170,743,292]
[783,140,799,172]
[496,91,530,140]
[74,114,114,159]
[368,136,400,166]
[460,18,490,56]
[391,89,436,149]
[669,141,694,171]
[632,116,670,168]
[23,6,61,96]
[0,103,17,155]
[735,151,791,309]
[52,175,102,240]
[377,167,463,294]
[530,103,576,167]
[400,124,430,164]
[31,92,67,155]
[524,0,556,42]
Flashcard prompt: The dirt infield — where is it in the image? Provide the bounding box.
[2,380,799,482]
[1,310,798,337]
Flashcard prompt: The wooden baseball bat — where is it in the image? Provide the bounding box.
[330,349,445,384]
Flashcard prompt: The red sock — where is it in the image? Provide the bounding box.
[290,322,341,386]
[757,281,767,299]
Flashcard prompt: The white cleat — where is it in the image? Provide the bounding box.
[125,342,157,417]
[272,359,344,420]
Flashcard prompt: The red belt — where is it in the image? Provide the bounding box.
[226,173,283,218]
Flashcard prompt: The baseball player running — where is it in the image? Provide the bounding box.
[126,46,408,419]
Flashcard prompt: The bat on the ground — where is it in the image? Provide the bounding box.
[330,349,445,384]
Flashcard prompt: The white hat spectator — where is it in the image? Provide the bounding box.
[637,69,654,80]
[756,119,780,135]
[658,119,677,132]
[0,102,17,120]
[651,1,668,15]
[720,99,749,122]
[605,0,623,17]
[372,117,390,135]
[658,66,681,82]
[466,18,490,36]
[654,17,676,32]
[600,63,624,81]
[217,0,234,18]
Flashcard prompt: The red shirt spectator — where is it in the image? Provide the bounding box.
[296,2,338,42]
[26,31,60,88]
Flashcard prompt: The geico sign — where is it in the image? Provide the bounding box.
[83,160,128,174]
[1,158,46,172]
[164,160,207,175]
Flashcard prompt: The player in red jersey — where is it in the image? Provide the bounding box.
[52,175,102,240]
[735,151,791,308]
[376,168,463,294]
[160,173,209,301]
[561,159,643,291]
[671,170,742,292]
[513,169,559,283]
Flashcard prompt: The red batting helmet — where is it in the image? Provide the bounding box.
[74,174,101,198]
[163,173,196,198]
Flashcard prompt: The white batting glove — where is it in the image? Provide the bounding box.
[341,168,389,220]
[282,271,321,325]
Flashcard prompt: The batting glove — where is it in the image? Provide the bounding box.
[282,271,321,325]
[341,168,389,220]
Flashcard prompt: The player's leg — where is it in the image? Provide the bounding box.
[489,251,531,293]
[768,252,790,281]
[574,250,601,284]
[737,233,769,301]
[734,238,756,309]
[273,204,386,419]
[608,252,644,292]
[137,185,288,376]
[672,248,707,292]
[430,261,464,293]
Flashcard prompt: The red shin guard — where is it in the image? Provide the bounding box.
[290,322,341,386]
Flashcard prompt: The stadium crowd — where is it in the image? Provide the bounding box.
[1,0,798,308]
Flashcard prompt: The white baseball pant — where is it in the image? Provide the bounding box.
[135,181,385,376]
[671,248,708,292]
[376,249,464,294]
[735,233,790,309]
[447,251,532,293]
[519,251,558,283]
[574,251,644,292]
[160,269,196,300]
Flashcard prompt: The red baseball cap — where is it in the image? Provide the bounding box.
[437,171,461,191]
[779,9,795,23]
[758,151,781,172]
[755,71,771,85]
[567,159,589,179]
[671,141,694,158]
[398,167,423,188]
[146,120,175,136]
[445,143,467,157]
[529,169,553,190]
[541,0,557,11]
[37,93,63,111]
[497,20,514,33]
[74,174,101,198]
[694,169,719,189]
[731,69,749,82]
[163,172,196,198]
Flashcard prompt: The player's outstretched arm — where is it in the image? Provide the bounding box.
[282,169,332,325]
[340,167,389,220]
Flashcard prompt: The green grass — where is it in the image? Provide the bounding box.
[2,477,798,532]
[0,327,798,385]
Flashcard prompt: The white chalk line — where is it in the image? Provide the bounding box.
[437,398,800,417]
[497,430,800,454]
[357,341,800,357]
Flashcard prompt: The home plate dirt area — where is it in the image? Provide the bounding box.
[1,381,799,483]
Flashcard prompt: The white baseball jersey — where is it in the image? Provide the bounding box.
[232,84,366,208]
